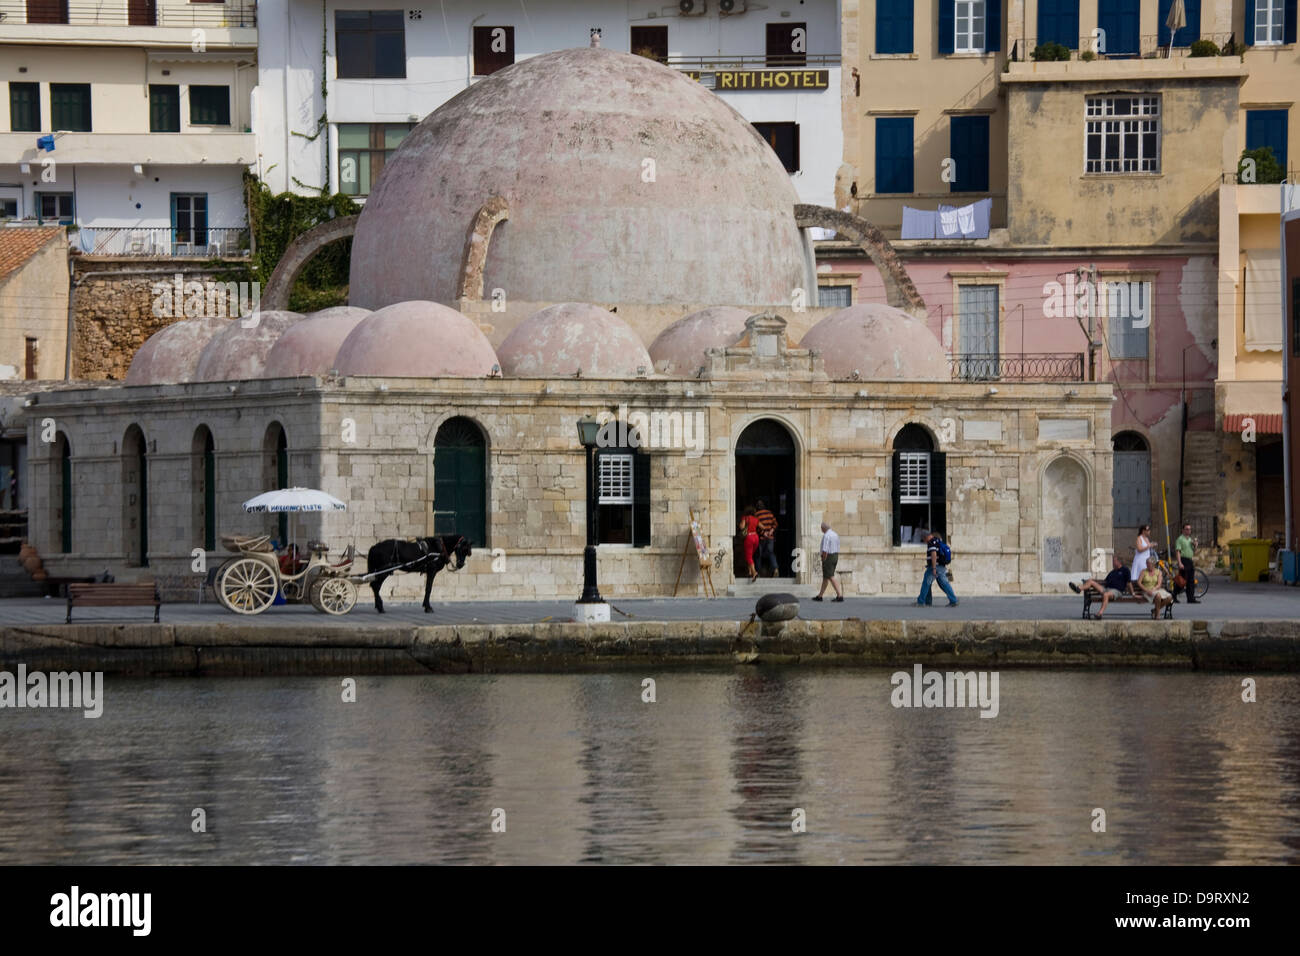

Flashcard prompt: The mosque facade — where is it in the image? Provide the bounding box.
[22,48,1115,600]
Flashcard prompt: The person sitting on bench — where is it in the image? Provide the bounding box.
[1069,555,1131,619]
[1136,556,1173,620]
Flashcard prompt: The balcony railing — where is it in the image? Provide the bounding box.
[1010,34,1237,62]
[76,226,249,257]
[951,353,1086,382]
[0,1,256,28]
[663,53,840,69]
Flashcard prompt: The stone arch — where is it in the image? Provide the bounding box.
[260,215,359,312]
[794,204,926,318]
[456,196,510,303]
[1041,454,1090,575]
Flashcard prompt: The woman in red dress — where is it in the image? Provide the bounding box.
[739,505,760,583]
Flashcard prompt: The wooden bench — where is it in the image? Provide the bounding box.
[66,582,161,624]
[1082,588,1172,620]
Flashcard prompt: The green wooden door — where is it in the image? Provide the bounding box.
[433,419,486,546]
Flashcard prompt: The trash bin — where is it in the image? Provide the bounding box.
[1228,538,1271,583]
[1282,550,1299,585]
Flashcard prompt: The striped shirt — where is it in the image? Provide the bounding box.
[755,509,776,538]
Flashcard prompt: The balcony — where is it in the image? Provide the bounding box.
[0,131,255,166]
[951,353,1086,382]
[1004,35,1248,83]
[0,0,256,45]
[75,226,248,258]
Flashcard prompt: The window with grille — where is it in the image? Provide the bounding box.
[818,285,853,308]
[598,454,634,505]
[954,0,986,51]
[898,452,931,503]
[957,284,999,379]
[1085,96,1160,174]
[1105,280,1151,359]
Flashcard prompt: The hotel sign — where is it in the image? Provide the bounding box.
[684,69,830,90]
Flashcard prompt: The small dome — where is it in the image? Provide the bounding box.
[334,300,498,377]
[264,307,371,378]
[800,304,948,380]
[127,317,227,385]
[648,307,752,375]
[497,303,652,378]
[193,311,305,382]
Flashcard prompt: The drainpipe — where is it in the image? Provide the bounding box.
[64,249,77,380]
[1283,197,1294,555]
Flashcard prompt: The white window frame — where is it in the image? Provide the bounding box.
[954,0,986,53]
[1084,95,1161,175]
[1255,0,1284,45]
[597,453,634,505]
[898,451,931,504]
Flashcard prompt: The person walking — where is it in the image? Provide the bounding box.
[755,499,779,578]
[738,505,760,583]
[916,530,958,607]
[1173,522,1200,604]
[812,520,843,602]
[1130,524,1153,587]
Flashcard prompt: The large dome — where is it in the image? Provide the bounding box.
[497,303,652,378]
[349,47,807,309]
[127,317,226,385]
[648,306,752,375]
[800,304,949,380]
[333,301,498,377]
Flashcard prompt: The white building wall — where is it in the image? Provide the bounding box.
[257,0,843,205]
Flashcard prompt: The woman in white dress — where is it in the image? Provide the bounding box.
[1131,524,1153,586]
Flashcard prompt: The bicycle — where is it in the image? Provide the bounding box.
[1154,548,1209,601]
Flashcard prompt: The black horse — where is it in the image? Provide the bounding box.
[365,535,472,613]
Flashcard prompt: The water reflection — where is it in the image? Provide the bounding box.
[0,670,1297,864]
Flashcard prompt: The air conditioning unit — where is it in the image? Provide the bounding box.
[677,0,707,16]
[718,0,748,13]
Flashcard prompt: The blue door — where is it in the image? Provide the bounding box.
[1038,0,1080,48]
[1157,0,1200,47]
[1246,109,1289,175]
[1098,0,1140,55]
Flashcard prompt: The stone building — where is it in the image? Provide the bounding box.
[21,48,1114,601]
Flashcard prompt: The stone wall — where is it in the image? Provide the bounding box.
[26,371,1115,601]
[70,260,236,381]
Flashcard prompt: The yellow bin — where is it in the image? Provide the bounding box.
[1228,539,1271,582]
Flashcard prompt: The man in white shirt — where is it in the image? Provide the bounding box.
[812,521,844,602]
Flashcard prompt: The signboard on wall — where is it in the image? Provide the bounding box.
[683,70,830,90]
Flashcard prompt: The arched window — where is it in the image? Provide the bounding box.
[594,421,650,547]
[1112,430,1150,527]
[262,423,288,544]
[892,424,945,546]
[193,426,216,552]
[122,425,148,567]
[433,417,487,547]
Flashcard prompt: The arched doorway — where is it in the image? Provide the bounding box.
[51,433,71,554]
[1042,456,1089,573]
[122,425,148,566]
[1112,431,1150,529]
[892,424,945,545]
[193,426,216,552]
[262,423,288,543]
[433,417,487,546]
[735,419,797,578]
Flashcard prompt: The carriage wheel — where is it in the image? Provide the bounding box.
[219,557,278,615]
[310,577,357,616]
[212,558,238,611]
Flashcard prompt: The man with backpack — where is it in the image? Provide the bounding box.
[916,530,958,607]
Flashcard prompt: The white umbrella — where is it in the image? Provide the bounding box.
[242,487,347,513]
[1165,0,1186,58]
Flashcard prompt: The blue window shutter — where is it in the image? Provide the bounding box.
[1286,0,1297,45]
[876,117,914,194]
[939,0,955,54]
[1160,0,1201,46]
[1247,109,1289,173]
[876,0,893,53]
[1038,0,1080,48]
[950,116,990,192]
[987,0,1001,51]
[877,0,915,54]
[1246,0,1256,45]
[900,1,915,53]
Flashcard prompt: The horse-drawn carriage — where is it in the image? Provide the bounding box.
[214,533,359,616]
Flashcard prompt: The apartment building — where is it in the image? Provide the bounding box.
[0,1,257,255]
[823,0,1297,560]
[254,0,844,207]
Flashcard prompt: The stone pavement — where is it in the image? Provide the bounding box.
[4,578,1296,628]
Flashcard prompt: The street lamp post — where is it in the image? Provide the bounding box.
[575,415,609,621]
